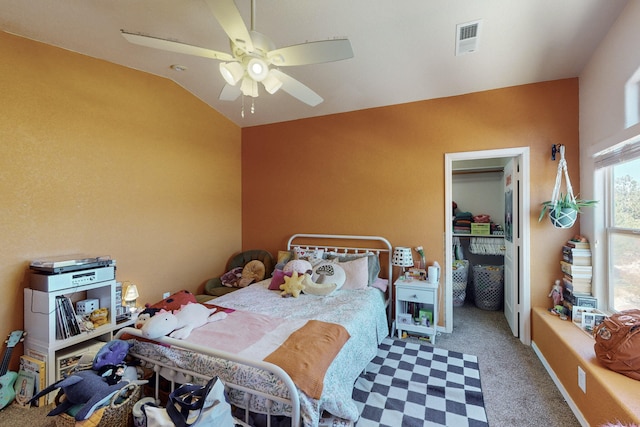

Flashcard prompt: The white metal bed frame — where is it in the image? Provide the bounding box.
[115,234,393,427]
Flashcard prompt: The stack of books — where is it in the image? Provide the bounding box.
[561,238,592,305]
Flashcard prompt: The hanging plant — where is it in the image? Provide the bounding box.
[538,192,598,228]
[539,145,598,229]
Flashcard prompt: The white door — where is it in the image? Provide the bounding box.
[503,159,519,337]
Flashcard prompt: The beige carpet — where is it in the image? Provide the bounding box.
[0,302,580,427]
[417,302,581,427]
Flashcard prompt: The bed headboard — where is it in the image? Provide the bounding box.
[286,234,393,320]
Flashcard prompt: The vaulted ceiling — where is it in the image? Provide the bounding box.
[0,0,629,127]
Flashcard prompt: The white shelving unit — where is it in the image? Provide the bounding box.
[23,275,133,400]
[395,279,439,344]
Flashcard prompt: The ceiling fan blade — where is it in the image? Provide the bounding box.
[270,69,323,107]
[121,30,234,61]
[267,39,353,66]
[219,83,241,101]
[204,0,253,54]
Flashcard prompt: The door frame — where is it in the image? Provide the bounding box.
[444,147,531,345]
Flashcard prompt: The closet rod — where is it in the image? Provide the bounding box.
[452,167,504,175]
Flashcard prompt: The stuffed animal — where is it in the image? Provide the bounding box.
[280,271,305,298]
[140,302,227,340]
[28,339,143,421]
[93,339,132,370]
[135,307,161,329]
[29,370,130,420]
[302,273,337,296]
[90,308,109,327]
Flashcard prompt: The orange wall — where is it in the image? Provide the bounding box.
[242,79,580,326]
[0,31,242,354]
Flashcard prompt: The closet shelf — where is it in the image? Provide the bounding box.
[452,233,505,238]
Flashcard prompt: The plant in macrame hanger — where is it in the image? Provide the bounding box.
[539,145,598,228]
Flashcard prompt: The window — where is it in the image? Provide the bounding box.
[625,67,640,128]
[596,139,640,311]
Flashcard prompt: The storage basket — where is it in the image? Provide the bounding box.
[56,383,141,427]
[473,264,504,311]
[452,260,469,307]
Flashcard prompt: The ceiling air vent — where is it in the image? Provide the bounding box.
[455,20,482,56]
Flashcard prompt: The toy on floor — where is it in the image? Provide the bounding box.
[28,339,145,421]
[140,302,227,340]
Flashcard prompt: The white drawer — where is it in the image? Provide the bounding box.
[397,287,434,302]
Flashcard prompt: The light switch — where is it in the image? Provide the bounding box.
[578,366,586,393]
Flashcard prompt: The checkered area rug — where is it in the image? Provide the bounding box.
[352,337,489,427]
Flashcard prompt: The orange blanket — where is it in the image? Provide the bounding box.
[264,320,350,399]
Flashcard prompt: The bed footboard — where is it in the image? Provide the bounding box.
[114,327,301,427]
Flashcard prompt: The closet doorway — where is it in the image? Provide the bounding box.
[444,148,531,345]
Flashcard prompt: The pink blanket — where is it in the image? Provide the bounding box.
[183,310,350,399]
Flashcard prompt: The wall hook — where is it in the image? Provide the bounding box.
[551,144,560,161]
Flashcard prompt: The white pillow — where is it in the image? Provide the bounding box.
[312,262,346,290]
[283,259,313,275]
[336,256,369,290]
[294,247,325,266]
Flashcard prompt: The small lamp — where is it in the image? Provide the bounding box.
[392,247,414,278]
[123,283,139,313]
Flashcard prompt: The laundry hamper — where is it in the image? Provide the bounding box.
[452,260,470,306]
[473,264,504,311]
[56,383,141,427]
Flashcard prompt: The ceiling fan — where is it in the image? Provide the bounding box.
[121,0,353,108]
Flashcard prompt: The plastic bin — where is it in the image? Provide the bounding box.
[452,260,469,306]
[473,264,504,310]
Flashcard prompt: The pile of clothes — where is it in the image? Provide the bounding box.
[453,211,473,234]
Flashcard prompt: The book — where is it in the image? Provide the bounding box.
[12,369,35,407]
[566,239,590,249]
[560,261,592,278]
[561,246,592,266]
[19,355,46,407]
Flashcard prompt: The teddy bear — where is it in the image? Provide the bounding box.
[280,271,305,298]
[90,307,109,327]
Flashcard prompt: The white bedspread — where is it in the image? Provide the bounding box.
[131,279,389,427]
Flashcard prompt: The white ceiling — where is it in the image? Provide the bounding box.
[0,0,629,128]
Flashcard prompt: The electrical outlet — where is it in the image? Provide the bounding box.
[578,366,586,393]
[162,292,170,299]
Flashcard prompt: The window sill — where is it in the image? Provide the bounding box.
[532,307,640,426]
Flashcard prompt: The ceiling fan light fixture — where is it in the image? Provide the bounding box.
[219,61,244,86]
[262,70,282,94]
[240,77,259,97]
[247,57,269,82]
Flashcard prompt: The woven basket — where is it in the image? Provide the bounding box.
[56,383,141,427]
[473,264,504,311]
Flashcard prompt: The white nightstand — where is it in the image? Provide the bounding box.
[394,278,439,344]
